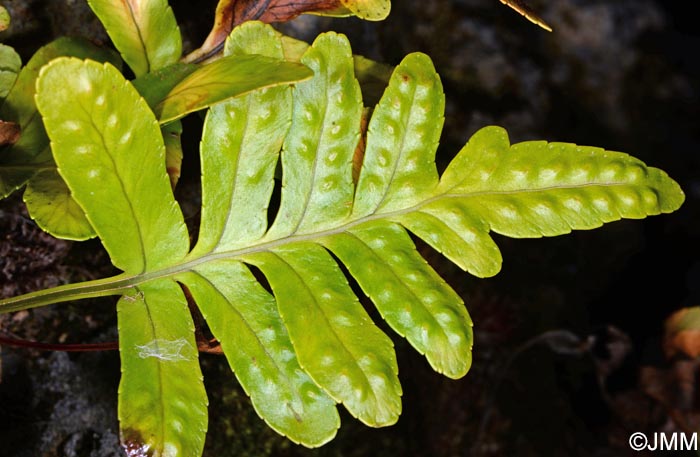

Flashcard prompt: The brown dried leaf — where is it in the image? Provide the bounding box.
[664,307,700,358]
[184,0,390,63]
[352,107,370,184]
[184,0,340,63]
[498,0,552,32]
[640,360,700,433]
[0,120,20,146]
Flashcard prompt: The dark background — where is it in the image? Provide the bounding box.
[1,0,698,455]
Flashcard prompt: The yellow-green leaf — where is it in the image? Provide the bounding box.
[23,169,94,240]
[35,58,188,272]
[0,38,120,201]
[87,0,181,76]
[154,54,313,124]
[316,0,391,20]
[6,23,685,455]
[117,280,207,457]
[0,43,21,100]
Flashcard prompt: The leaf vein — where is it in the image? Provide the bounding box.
[267,249,381,405]
[369,79,417,211]
[85,113,148,271]
[343,229,448,344]
[212,97,251,251]
[123,0,150,73]
[286,76,330,236]
[189,268,295,390]
[135,286,167,445]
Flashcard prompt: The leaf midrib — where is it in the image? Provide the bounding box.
[369,77,417,212]
[212,96,251,250]
[0,180,637,311]
[285,67,331,236]
[155,58,305,108]
[136,286,167,448]
[269,250,383,409]
[342,229,449,347]
[86,113,148,272]
[122,0,151,74]
[189,269,299,398]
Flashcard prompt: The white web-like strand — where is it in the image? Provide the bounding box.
[134,338,194,361]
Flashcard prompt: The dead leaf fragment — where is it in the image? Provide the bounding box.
[185,0,340,63]
[664,307,700,358]
[352,107,370,184]
[0,6,9,32]
[184,0,390,63]
[0,120,20,146]
[498,0,552,32]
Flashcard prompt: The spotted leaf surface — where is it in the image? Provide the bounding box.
[18,22,684,455]
[186,22,340,446]
[117,280,207,457]
[0,37,120,239]
[245,243,402,426]
[321,0,391,20]
[35,58,202,456]
[265,32,362,238]
[321,221,473,379]
[398,125,685,277]
[36,58,189,273]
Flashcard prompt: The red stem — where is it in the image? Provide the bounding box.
[0,332,223,354]
[0,332,118,351]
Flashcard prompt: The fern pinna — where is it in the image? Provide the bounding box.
[0,21,683,455]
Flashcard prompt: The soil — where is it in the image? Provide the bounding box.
[1,1,698,456]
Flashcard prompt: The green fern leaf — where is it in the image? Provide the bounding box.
[17,22,683,454]
[0,43,21,100]
[0,37,311,241]
[188,22,342,446]
[36,56,205,455]
[0,37,121,239]
[87,0,181,77]
[317,0,391,21]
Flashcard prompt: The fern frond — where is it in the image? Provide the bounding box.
[20,21,684,453]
